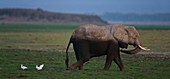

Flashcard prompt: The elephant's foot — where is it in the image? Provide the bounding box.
[68,66,76,70]
[120,67,124,71]
[68,66,83,70]
[104,65,111,70]
[78,65,83,70]
[104,68,110,70]
[68,62,83,70]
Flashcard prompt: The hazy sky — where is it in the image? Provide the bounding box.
[0,0,170,14]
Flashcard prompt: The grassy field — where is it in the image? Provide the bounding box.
[0,24,170,79]
[0,50,170,79]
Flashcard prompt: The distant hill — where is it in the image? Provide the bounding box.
[100,13,170,25]
[0,8,107,25]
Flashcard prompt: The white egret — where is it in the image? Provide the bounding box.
[21,64,28,70]
[36,64,44,70]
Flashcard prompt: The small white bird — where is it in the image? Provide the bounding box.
[36,64,44,70]
[21,64,28,70]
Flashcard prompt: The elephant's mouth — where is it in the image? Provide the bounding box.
[120,45,150,54]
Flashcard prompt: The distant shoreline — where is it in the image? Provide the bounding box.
[108,21,170,25]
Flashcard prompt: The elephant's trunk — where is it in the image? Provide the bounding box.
[121,38,150,54]
[121,45,150,54]
[120,45,141,54]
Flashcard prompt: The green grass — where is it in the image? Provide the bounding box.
[0,24,170,79]
[0,50,169,79]
[0,31,169,52]
[134,25,170,30]
[0,24,170,52]
[139,30,170,52]
[0,31,73,52]
[1,24,170,32]
[0,24,78,32]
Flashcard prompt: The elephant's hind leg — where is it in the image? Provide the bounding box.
[78,64,83,70]
[74,50,84,70]
[68,58,89,70]
[69,41,90,70]
[75,52,84,70]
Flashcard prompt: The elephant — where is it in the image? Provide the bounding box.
[65,24,150,71]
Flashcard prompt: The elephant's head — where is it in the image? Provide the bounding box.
[112,25,150,54]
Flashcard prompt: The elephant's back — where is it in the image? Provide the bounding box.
[72,24,113,41]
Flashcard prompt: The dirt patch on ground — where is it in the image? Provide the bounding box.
[123,52,170,60]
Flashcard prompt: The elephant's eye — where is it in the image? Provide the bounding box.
[135,35,138,38]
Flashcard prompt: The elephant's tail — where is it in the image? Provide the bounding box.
[65,38,72,70]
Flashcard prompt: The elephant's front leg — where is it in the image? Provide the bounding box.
[113,52,124,71]
[104,53,114,70]
[104,41,118,70]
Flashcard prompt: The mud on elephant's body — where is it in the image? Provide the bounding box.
[65,24,150,71]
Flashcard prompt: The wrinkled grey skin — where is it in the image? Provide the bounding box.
[65,24,147,71]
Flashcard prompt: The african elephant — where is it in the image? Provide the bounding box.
[65,24,150,71]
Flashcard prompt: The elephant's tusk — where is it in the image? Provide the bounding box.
[138,45,150,51]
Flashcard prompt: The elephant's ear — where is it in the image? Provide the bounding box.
[112,26,129,48]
